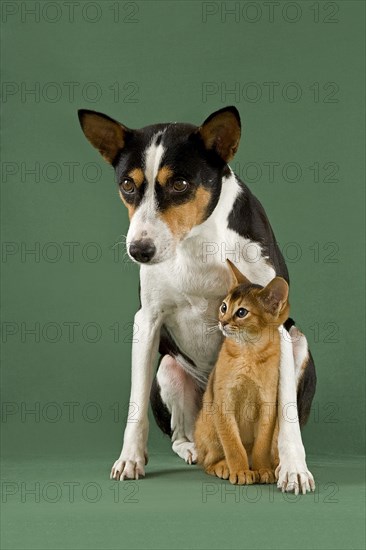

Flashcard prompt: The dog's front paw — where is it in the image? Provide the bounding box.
[110,448,148,481]
[276,457,315,495]
[172,441,198,464]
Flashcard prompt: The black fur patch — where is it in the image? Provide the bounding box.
[150,366,172,437]
[284,317,295,331]
[297,349,317,426]
[228,183,289,283]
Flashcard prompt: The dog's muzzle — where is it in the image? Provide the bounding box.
[129,239,156,263]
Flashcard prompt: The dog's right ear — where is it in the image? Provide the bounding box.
[198,106,241,163]
[78,109,131,165]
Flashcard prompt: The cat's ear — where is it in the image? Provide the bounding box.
[78,109,131,165]
[226,259,251,287]
[198,106,241,162]
[258,277,289,316]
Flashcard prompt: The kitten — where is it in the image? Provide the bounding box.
[195,260,289,485]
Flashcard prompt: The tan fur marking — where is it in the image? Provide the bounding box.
[159,187,211,238]
[128,168,145,188]
[119,191,136,220]
[157,166,173,186]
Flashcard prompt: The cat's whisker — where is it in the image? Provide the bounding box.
[204,323,220,330]
[205,326,220,334]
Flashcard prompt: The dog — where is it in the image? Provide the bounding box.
[78,106,316,493]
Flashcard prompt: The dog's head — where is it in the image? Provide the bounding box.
[78,107,241,264]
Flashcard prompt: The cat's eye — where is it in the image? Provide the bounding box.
[236,308,248,318]
[120,178,135,194]
[221,302,227,313]
[172,179,189,193]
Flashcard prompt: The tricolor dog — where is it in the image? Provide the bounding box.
[78,107,316,493]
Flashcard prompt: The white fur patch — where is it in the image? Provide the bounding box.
[290,326,309,384]
[126,134,175,263]
[144,135,165,187]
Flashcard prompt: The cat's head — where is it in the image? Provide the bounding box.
[218,260,289,340]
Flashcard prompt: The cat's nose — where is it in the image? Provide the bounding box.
[221,321,228,327]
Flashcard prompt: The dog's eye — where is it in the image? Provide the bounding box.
[120,178,135,194]
[221,302,227,313]
[236,308,248,318]
[172,179,189,193]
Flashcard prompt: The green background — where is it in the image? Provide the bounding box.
[1,1,365,549]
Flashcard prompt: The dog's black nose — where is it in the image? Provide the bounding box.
[129,239,156,263]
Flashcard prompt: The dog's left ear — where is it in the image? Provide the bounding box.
[258,278,289,316]
[198,106,241,163]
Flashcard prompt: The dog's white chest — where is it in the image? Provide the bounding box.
[140,233,275,379]
[138,170,276,380]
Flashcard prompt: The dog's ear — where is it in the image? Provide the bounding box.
[226,259,251,287]
[198,106,241,163]
[258,277,289,316]
[78,109,131,165]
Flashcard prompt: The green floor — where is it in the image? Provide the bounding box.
[1,454,365,550]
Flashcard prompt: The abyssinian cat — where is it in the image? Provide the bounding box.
[195,259,289,485]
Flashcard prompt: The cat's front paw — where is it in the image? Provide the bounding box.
[206,459,230,480]
[229,469,258,485]
[258,468,276,484]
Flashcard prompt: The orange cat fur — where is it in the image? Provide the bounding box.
[195,260,289,485]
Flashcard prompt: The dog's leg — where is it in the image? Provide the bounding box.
[111,308,161,481]
[276,326,315,494]
[155,355,202,464]
[290,326,317,426]
[290,325,310,386]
